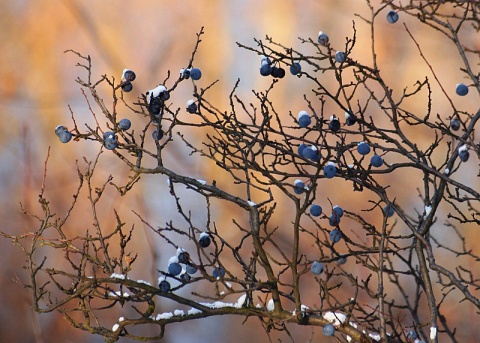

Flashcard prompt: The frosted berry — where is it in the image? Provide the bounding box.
[177,251,190,264]
[333,205,344,218]
[186,100,198,114]
[168,262,182,276]
[260,64,272,76]
[324,162,337,178]
[357,141,371,155]
[293,179,306,194]
[302,146,320,161]
[199,232,211,248]
[459,145,469,162]
[180,68,190,79]
[317,31,329,46]
[345,111,357,126]
[298,111,311,128]
[212,267,225,278]
[329,116,340,132]
[55,125,68,137]
[104,136,118,150]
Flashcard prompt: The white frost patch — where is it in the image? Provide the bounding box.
[186,99,195,106]
[330,115,337,121]
[298,110,309,119]
[235,294,247,308]
[177,247,186,255]
[424,205,432,218]
[459,144,468,152]
[327,161,335,166]
[267,299,275,312]
[174,309,185,316]
[155,312,173,320]
[136,280,151,286]
[188,308,202,315]
[197,179,207,185]
[369,332,381,341]
[311,145,318,151]
[112,323,120,331]
[301,304,309,311]
[146,85,167,102]
[168,256,179,265]
[109,291,130,298]
[199,232,209,239]
[247,200,257,207]
[167,178,171,186]
[444,168,450,175]
[430,326,437,340]
[323,311,346,326]
[119,317,125,322]
[110,273,126,280]
[294,179,303,185]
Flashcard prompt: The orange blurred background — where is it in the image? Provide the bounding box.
[0,0,478,342]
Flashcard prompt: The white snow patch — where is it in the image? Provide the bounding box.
[327,161,335,166]
[424,205,432,218]
[174,309,185,316]
[186,99,195,106]
[369,332,381,341]
[199,232,209,239]
[444,168,450,175]
[430,326,437,340]
[177,247,186,255]
[146,85,166,102]
[294,179,303,185]
[197,179,207,185]
[188,308,202,315]
[267,299,275,312]
[298,110,309,119]
[155,312,173,320]
[301,304,309,311]
[459,144,468,152]
[330,115,338,121]
[136,280,151,286]
[110,273,125,280]
[323,311,347,326]
[247,200,257,207]
[119,317,125,322]
[109,291,130,298]
[112,323,120,331]
[311,145,318,151]
[168,256,179,265]
[235,294,247,308]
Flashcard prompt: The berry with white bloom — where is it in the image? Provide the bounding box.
[121,69,136,82]
[329,115,340,132]
[450,118,460,131]
[324,162,337,178]
[317,31,329,46]
[118,118,131,131]
[345,110,357,126]
[323,323,335,336]
[293,179,306,194]
[387,10,399,24]
[58,130,72,143]
[298,110,311,128]
[357,141,371,155]
[199,232,211,248]
[455,83,468,96]
[329,229,342,243]
[186,100,197,114]
[458,144,469,162]
[335,51,346,63]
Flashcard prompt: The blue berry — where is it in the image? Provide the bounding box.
[329,116,340,132]
[310,261,324,275]
[121,81,133,92]
[177,251,190,264]
[357,141,371,155]
[459,146,469,162]
[180,68,190,79]
[298,111,311,128]
[118,118,131,131]
[324,162,337,178]
[335,51,346,63]
[406,330,418,340]
[179,272,191,282]
[345,110,357,126]
[302,146,320,161]
[310,204,323,217]
[199,232,211,248]
[387,10,399,24]
[104,136,118,150]
[298,143,308,157]
[212,267,225,278]
[58,130,72,143]
[456,83,468,96]
[55,125,67,137]
[122,69,136,82]
[317,31,329,46]
[293,179,306,194]
[168,262,182,276]
[186,100,198,114]
[271,66,285,78]
[450,118,460,131]
[152,129,163,141]
[337,255,347,265]
[290,62,301,75]
[333,205,344,218]
[189,68,202,80]
[260,56,272,66]
[185,264,198,275]
[370,155,384,167]
[330,229,342,243]
[329,214,341,227]
[158,280,171,293]
[260,64,272,76]
[383,205,395,217]
[323,323,335,336]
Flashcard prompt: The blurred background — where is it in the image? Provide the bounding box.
[0,0,478,342]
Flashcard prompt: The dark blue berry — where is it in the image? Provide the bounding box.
[189,68,202,80]
[323,323,335,336]
[121,81,133,92]
[290,62,301,75]
[118,119,131,131]
[311,261,324,275]
[158,280,171,293]
[168,262,182,276]
[387,10,399,24]
[310,204,322,217]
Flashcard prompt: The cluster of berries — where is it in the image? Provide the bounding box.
[55,125,72,143]
[121,69,136,92]
[158,232,214,293]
